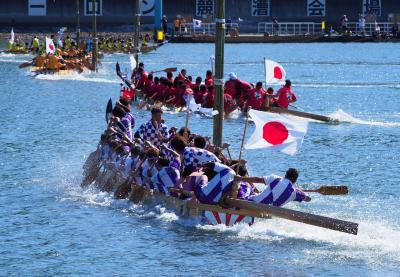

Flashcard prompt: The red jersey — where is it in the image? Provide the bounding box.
[202,91,214,108]
[223,93,234,113]
[246,87,266,110]
[205,77,213,88]
[276,87,297,108]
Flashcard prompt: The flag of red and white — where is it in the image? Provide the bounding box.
[193,19,202,28]
[264,58,286,85]
[245,109,308,155]
[45,37,55,54]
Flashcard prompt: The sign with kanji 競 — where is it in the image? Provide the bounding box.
[307,0,325,16]
[251,0,270,16]
[196,0,214,16]
[362,0,381,16]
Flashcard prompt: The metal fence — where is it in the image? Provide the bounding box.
[176,23,239,35]
[346,22,398,35]
[257,22,322,35]
[258,21,399,35]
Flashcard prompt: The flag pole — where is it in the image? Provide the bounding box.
[263,57,270,109]
[236,107,250,173]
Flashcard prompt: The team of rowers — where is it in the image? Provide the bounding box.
[8,32,156,55]
[128,62,298,114]
[82,100,311,208]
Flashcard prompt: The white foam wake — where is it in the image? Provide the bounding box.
[329,109,400,127]
[34,71,119,84]
[198,216,400,265]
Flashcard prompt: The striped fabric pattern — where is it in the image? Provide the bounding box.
[195,163,235,205]
[249,175,306,206]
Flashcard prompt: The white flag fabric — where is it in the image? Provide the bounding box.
[184,94,215,116]
[56,27,67,48]
[184,94,200,111]
[45,37,56,54]
[9,28,14,44]
[264,58,286,85]
[245,109,308,155]
[193,19,202,28]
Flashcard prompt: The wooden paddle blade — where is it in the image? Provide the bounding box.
[106,98,113,123]
[318,186,348,195]
[116,62,121,74]
[163,67,177,72]
[19,61,33,68]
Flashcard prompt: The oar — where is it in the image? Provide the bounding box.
[116,62,134,90]
[19,61,33,68]
[225,198,358,235]
[151,67,177,74]
[303,185,348,195]
[106,98,113,124]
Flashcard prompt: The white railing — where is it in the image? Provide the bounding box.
[346,22,398,35]
[258,22,322,35]
[177,23,239,35]
[258,21,399,36]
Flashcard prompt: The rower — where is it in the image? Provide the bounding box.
[33,54,46,68]
[47,54,65,70]
[224,72,252,101]
[32,36,40,53]
[134,108,169,147]
[243,81,266,112]
[270,79,297,109]
[234,168,311,207]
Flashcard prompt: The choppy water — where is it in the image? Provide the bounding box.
[1,43,399,276]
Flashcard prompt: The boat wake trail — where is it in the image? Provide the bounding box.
[199,217,400,265]
[329,109,400,127]
[34,72,119,84]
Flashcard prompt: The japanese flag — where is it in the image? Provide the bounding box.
[45,37,55,54]
[264,58,286,85]
[245,109,308,155]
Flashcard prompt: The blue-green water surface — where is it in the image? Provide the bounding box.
[0,43,399,276]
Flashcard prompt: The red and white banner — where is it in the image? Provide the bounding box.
[45,37,55,54]
[264,58,286,85]
[245,109,308,155]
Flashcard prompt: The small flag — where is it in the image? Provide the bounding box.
[193,19,202,28]
[9,28,15,44]
[56,27,67,48]
[264,58,286,85]
[245,109,308,155]
[45,37,55,54]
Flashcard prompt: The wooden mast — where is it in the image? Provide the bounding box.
[212,0,225,147]
[91,0,98,72]
[75,0,80,45]
[134,0,141,68]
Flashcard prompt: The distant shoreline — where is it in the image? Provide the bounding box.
[1,32,399,44]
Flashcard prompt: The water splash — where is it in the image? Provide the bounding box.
[329,109,400,127]
[33,72,119,84]
[197,216,400,265]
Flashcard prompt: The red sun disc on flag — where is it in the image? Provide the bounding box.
[49,44,54,50]
[263,121,289,145]
[273,66,283,79]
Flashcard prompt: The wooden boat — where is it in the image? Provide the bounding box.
[90,163,357,234]
[139,188,266,226]
[265,106,338,123]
